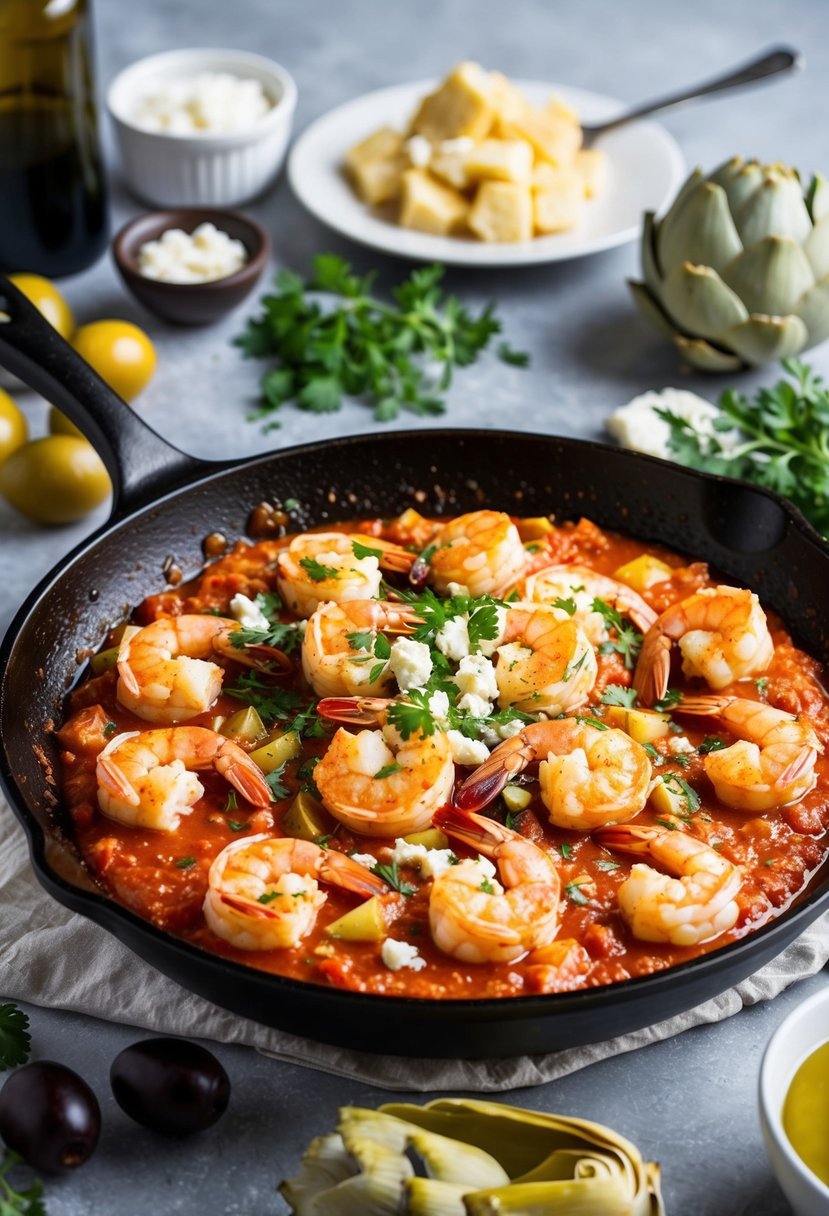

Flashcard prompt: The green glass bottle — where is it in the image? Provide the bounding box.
[0,0,109,276]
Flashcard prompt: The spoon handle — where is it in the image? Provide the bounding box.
[582,46,803,142]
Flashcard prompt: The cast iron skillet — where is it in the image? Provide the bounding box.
[1,276,828,1059]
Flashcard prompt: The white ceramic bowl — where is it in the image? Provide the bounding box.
[759,985,829,1216]
[107,48,297,207]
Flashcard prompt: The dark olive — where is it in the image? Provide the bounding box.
[110,1038,230,1136]
[0,1061,101,1173]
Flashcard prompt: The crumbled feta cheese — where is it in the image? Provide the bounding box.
[435,615,471,662]
[457,692,493,718]
[454,654,498,701]
[349,852,377,870]
[381,937,426,972]
[405,134,432,167]
[497,717,526,740]
[132,71,272,134]
[446,582,470,597]
[470,855,499,885]
[439,136,475,155]
[427,689,451,728]
[447,730,491,766]
[229,592,270,631]
[138,222,248,284]
[606,389,739,461]
[389,637,432,691]
[667,736,696,755]
[388,838,457,880]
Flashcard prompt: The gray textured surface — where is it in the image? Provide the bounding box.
[2,0,829,1211]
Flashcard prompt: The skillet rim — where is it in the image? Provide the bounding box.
[3,426,829,1025]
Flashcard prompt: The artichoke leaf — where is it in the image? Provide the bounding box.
[462,1177,634,1215]
[807,173,829,223]
[723,313,809,365]
[795,275,829,348]
[804,215,829,282]
[707,156,764,213]
[661,262,748,341]
[734,169,812,247]
[405,1178,470,1216]
[658,181,743,276]
[641,211,663,295]
[408,1128,510,1187]
[514,1146,618,1184]
[628,280,680,341]
[721,236,815,317]
[278,1133,359,1215]
[673,336,744,372]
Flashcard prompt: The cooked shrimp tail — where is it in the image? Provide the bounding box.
[454,728,537,810]
[316,696,393,725]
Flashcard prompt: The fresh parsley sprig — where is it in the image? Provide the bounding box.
[592,598,643,669]
[657,359,829,538]
[0,1004,30,1072]
[0,1151,45,1216]
[237,255,528,427]
[228,592,302,656]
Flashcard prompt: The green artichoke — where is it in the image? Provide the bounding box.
[630,157,829,371]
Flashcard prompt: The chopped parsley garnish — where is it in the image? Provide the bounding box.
[103,720,118,738]
[558,842,574,860]
[314,834,332,849]
[654,817,679,831]
[0,1004,30,1071]
[374,762,403,779]
[372,861,417,897]
[698,736,727,755]
[553,596,577,615]
[228,591,302,655]
[592,598,643,669]
[351,539,383,560]
[565,881,590,906]
[265,764,291,801]
[297,755,321,796]
[601,684,638,708]
[654,688,682,712]
[755,676,769,697]
[258,891,282,904]
[175,857,196,870]
[401,587,503,653]
[227,818,250,832]
[595,858,621,872]
[504,810,519,831]
[673,754,691,768]
[299,555,340,582]
[225,674,324,739]
[563,651,588,682]
[573,715,608,731]
[386,689,436,739]
[642,742,662,764]
[480,877,495,894]
[224,790,237,813]
[661,772,701,815]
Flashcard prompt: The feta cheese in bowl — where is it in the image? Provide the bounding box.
[107,49,297,207]
[137,223,248,284]
[112,208,270,326]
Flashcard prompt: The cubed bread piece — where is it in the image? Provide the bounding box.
[488,71,528,125]
[499,106,582,166]
[429,150,471,190]
[545,96,581,127]
[399,168,469,235]
[465,138,533,184]
[532,166,583,234]
[345,127,407,204]
[468,181,533,242]
[410,61,493,142]
[575,148,608,198]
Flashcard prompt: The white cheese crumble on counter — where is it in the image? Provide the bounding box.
[606,389,737,461]
[229,592,270,630]
[381,938,426,972]
[132,72,272,134]
[389,637,432,691]
[137,222,248,284]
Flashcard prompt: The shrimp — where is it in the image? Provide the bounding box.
[678,694,822,811]
[96,726,272,833]
[314,698,455,837]
[116,613,290,724]
[421,510,528,598]
[593,823,742,946]
[634,585,773,706]
[456,718,652,831]
[428,806,560,964]
[301,599,420,699]
[275,532,414,618]
[510,563,656,645]
[493,606,597,715]
[204,834,387,951]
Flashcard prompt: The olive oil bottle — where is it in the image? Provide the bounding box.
[0,0,108,276]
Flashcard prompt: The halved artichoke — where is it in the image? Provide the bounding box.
[630,157,829,371]
[279,1098,664,1215]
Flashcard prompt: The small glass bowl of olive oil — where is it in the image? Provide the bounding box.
[760,986,829,1215]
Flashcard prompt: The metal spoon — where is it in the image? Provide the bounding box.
[581,46,803,146]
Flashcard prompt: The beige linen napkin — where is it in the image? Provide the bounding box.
[2,796,827,1092]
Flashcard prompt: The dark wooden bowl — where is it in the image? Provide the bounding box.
[111,208,270,326]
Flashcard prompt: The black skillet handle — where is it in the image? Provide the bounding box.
[0,275,215,520]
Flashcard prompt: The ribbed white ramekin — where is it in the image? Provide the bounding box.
[107,48,297,207]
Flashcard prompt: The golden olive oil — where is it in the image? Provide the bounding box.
[782,1040,829,1187]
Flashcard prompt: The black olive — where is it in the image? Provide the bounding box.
[0,1061,101,1172]
[110,1038,230,1136]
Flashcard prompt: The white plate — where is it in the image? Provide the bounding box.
[288,79,686,267]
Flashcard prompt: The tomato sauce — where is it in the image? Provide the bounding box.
[55,515,829,1000]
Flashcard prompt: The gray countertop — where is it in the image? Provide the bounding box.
[2,0,829,1211]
